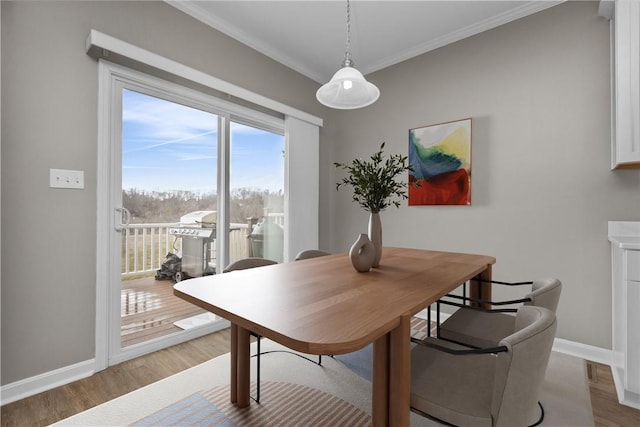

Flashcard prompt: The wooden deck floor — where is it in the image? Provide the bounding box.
[121,276,206,347]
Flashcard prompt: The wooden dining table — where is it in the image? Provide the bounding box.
[174,247,495,426]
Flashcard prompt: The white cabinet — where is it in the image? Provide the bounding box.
[601,0,640,169]
[609,221,640,409]
[628,250,640,280]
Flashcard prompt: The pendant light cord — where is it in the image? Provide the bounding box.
[343,0,353,67]
[316,0,380,109]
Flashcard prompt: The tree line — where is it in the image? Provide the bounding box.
[124,188,284,224]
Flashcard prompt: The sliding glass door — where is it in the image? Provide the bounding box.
[229,122,285,264]
[120,88,220,348]
[99,62,286,365]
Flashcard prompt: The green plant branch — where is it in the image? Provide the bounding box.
[334,142,415,213]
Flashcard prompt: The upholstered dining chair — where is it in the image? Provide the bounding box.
[222,257,277,273]
[294,249,331,261]
[411,305,557,427]
[437,278,562,348]
[222,257,321,403]
[293,249,332,364]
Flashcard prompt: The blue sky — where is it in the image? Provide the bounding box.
[122,89,284,194]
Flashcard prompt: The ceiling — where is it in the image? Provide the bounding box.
[167,1,564,84]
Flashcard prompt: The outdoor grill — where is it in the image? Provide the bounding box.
[168,210,216,281]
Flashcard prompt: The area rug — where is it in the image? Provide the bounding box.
[131,381,370,426]
[52,338,594,427]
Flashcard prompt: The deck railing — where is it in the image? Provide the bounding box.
[121,222,252,278]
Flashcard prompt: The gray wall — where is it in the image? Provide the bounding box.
[322,2,640,349]
[1,1,325,385]
[2,0,639,388]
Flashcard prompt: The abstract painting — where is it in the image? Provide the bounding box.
[408,118,472,205]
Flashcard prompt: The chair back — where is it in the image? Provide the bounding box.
[524,278,562,313]
[294,249,331,261]
[491,306,557,427]
[223,257,277,273]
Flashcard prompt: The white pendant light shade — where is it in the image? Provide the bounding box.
[316,0,380,110]
[316,66,380,109]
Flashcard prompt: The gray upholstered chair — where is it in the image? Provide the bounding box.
[438,278,562,348]
[411,305,557,427]
[294,249,332,363]
[223,257,321,403]
[222,257,277,273]
[294,249,331,261]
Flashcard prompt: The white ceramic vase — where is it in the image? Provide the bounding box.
[368,212,382,267]
[349,233,375,272]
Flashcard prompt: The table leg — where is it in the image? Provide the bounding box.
[390,315,411,426]
[230,323,250,407]
[372,334,389,426]
[371,315,411,427]
[231,324,238,404]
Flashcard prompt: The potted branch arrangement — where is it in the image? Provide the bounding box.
[334,142,413,270]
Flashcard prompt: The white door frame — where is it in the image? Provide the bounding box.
[95,59,320,371]
[95,62,231,369]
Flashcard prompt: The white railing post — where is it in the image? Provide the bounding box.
[120,221,256,278]
[121,222,179,278]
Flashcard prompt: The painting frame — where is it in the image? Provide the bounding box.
[408,118,472,206]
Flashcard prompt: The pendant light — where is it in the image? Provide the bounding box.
[316,0,380,109]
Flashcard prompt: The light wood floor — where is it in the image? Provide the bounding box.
[1,330,231,426]
[2,328,639,427]
[586,361,640,426]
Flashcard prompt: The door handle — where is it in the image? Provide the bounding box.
[115,207,131,232]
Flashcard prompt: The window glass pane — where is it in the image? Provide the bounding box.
[122,89,218,219]
[230,122,285,263]
[120,88,220,348]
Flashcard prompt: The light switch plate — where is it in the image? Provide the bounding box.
[50,168,85,189]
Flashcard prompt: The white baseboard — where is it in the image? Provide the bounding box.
[415,308,614,365]
[0,321,230,406]
[1,358,95,406]
[1,314,615,407]
[552,337,613,366]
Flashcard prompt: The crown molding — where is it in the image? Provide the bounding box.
[166,0,326,83]
[361,1,566,76]
[167,1,565,84]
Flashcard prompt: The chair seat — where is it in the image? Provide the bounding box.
[413,307,556,427]
[439,309,516,348]
[411,338,496,427]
